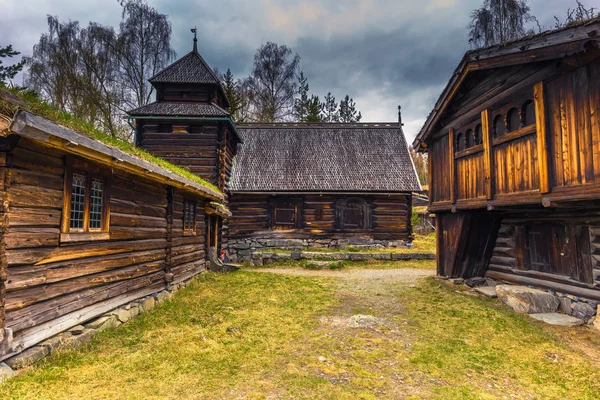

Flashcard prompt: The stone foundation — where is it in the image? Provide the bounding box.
[452,276,600,329]
[0,276,200,380]
[229,237,411,263]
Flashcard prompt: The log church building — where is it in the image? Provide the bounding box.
[0,34,419,364]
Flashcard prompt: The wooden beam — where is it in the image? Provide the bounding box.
[448,128,456,204]
[481,109,493,200]
[534,81,551,193]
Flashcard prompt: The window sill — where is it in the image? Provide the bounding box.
[183,230,197,237]
[60,232,110,243]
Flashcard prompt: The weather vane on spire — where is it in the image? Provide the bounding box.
[191,26,198,52]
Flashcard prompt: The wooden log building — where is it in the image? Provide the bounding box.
[413,18,600,300]
[0,35,236,361]
[228,121,421,261]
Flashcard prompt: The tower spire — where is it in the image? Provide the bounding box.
[191,27,198,52]
[398,105,404,127]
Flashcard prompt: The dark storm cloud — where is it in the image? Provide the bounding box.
[0,0,590,139]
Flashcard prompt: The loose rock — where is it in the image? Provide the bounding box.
[348,314,387,328]
[571,302,596,322]
[0,362,14,382]
[474,286,497,298]
[496,285,559,314]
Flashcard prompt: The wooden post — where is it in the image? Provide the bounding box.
[481,109,494,200]
[534,81,550,193]
[448,128,456,204]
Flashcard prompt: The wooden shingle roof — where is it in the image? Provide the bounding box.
[149,50,221,85]
[230,123,421,193]
[127,102,229,117]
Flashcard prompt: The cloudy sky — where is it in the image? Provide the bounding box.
[0,0,590,141]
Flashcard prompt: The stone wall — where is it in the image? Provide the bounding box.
[228,237,411,263]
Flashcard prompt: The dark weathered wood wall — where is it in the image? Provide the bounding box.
[0,138,209,359]
[229,194,412,240]
[136,121,237,193]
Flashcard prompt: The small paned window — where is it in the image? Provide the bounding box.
[184,201,196,234]
[64,164,109,233]
[465,129,473,148]
[474,125,482,145]
[273,199,298,230]
[455,132,464,151]
[70,173,87,230]
[89,179,104,230]
[493,115,505,137]
[523,100,535,126]
[507,108,520,132]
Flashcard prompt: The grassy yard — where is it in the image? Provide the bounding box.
[2,262,600,399]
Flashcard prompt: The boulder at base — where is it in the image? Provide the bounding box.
[496,285,559,314]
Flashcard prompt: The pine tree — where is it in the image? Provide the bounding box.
[321,92,339,122]
[222,68,243,122]
[0,44,25,86]
[305,95,323,122]
[293,71,310,122]
[338,95,362,123]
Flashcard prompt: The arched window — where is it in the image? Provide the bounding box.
[474,124,482,145]
[465,129,473,148]
[336,198,370,230]
[522,100,535,126]
[493,115,505,138]
[507,108,520,132]
[456,132,464,151]
[272,199,298,230]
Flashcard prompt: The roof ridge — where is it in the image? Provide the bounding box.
[237,122,401,128]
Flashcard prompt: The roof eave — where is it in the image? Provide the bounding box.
[9,110,224,201]
[413,18,600,151]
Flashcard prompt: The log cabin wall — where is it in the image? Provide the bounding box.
[228,193,412,262]
[486,212,600,301]
[0,137,210,360]
[136,121,237,194]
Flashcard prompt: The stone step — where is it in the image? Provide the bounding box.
[529,313,585,327]
[474,286,498,298]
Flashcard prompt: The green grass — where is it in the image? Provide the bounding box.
[395,279,600,398]
[0,87,220,195]
[2,269,600,399]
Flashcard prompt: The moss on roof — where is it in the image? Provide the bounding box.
[0,87,221,195]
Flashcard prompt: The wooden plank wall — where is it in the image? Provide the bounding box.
[492,135,539,195]
[456,152,485,200]
[1,138,208,354]
[228,194,411,240]
[429,135,451,203]
[547,61,600,188]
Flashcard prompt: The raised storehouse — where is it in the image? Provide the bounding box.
[228,120,421,261]
[127,35,241,259]
[414,18,600,301]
